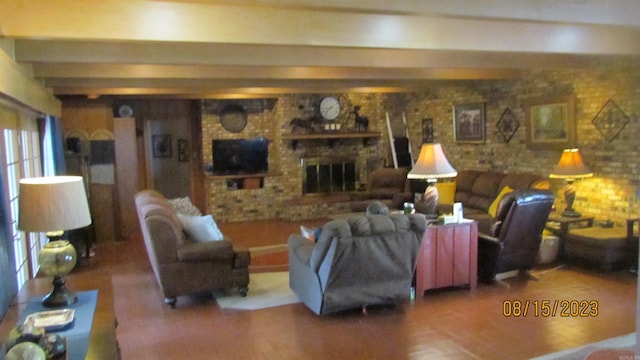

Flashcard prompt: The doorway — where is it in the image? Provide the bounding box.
[144,119,191,198]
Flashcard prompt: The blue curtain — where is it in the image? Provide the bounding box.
[43,115,67,175]
[0,164,18,318]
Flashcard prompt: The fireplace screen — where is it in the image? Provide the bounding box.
[302,158,356,194]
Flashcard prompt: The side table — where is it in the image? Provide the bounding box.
[0,271,119,359]
[415,220,478,296]
[546,214,594,259]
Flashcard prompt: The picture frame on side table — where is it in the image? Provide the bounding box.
[453,103,485,143]
[525,95,575,150]
[152,134,172,158]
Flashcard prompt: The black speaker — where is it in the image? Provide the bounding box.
[66,137,81,154]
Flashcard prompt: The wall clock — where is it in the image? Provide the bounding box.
[220,104,248,133]
[319,96,340,120]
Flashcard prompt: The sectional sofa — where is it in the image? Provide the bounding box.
[416,170,551,233]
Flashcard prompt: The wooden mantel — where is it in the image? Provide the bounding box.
[281,131,380,148]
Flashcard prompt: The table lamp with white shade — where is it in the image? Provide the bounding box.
[18,176,92,307]
[407,143,457,218]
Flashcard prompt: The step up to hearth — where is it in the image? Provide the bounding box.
[284,194,354,221]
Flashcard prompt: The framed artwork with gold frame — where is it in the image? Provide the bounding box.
[525,95,575,150]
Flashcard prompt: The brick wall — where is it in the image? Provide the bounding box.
[203,64,640,224]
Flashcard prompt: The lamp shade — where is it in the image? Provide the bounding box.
[407,143,457,179]
[549,148,593,179]
[18,176,91,232]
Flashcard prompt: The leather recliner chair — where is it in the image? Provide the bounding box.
[477,189,554,282]
[289,214,426,315]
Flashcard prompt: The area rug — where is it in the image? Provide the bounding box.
[214,271,300,311]
[530,333,635,360]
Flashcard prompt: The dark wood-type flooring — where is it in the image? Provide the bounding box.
[74,219,636,359]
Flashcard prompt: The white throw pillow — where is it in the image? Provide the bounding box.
[168,197,202,217]
[177,214,224,242]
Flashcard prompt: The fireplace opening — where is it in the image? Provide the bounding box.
[302,158,356,195]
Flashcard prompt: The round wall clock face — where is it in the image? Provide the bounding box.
[220,104,248,133]
[319,96,341,120]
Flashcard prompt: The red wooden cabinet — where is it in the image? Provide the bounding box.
[416,221,478,296]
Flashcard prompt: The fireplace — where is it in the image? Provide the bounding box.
[302,158,357,195]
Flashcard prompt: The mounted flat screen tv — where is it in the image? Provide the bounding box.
[211,137,269,175]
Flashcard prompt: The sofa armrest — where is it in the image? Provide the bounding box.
[232,247,251,268]
[177,240,235,262]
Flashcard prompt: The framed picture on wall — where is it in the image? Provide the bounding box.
[525,95,575,150]
[422,118,434,143]
[453,103,485,143]
[152,135,172,158]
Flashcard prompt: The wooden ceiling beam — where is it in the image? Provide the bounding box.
[3,1,640,55]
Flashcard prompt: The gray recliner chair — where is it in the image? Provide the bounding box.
[288,213,426,315]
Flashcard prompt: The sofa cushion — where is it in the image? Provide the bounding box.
[488,186,513,218]
[499,173,544,192]
[435,182,456,205]
[369,187,401,199]
[456,170,483,193]
[471,172,505,198]
[168,196,202,216]
[177,214,224,242]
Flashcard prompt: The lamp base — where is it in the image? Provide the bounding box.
[422,183,439,217]
[42,276,78,308]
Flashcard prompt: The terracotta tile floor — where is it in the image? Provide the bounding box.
[77,219,637,360]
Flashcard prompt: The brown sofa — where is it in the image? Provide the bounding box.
[416,170,550,233]
[134,190,250,308]
[350,167,411,212]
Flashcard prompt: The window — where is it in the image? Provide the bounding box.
[3,128,45,288]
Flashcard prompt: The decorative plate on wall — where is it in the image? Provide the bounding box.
[118,104,134,117]
[220,104,248,133]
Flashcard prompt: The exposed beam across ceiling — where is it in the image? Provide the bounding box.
[1,0,639,98]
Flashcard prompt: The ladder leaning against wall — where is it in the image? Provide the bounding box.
[385,112,414,168]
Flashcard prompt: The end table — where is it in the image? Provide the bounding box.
[546,214,594,259]
[415,220,478,296]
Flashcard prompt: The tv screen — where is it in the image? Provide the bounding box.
[211,137,269,175]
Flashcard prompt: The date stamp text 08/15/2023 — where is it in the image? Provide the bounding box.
[503,300,599,318]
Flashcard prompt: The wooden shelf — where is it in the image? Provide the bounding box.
[281,131,380,148]
[206,172,270,180]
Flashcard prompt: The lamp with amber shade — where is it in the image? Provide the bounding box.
[18,176,92,307]
[407,143,457,218]
[549,149,593,218]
